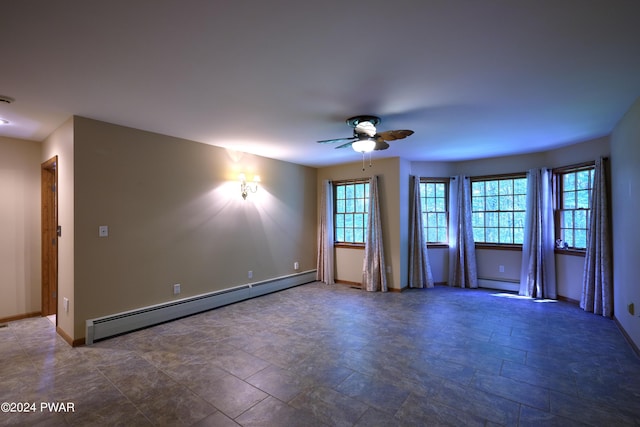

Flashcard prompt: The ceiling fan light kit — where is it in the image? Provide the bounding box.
[351,137,376,153]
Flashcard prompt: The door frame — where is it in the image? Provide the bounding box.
[41,156,58,319]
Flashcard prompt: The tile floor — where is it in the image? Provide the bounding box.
[1,283,639,426]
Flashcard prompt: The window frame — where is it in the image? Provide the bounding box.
[552,161,595,256]
[333,178,370,248]
[470,173,527,249]
[419,178,449,247]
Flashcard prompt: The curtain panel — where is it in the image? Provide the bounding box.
[316,180,335,285]
[362,175,388,292]
[519,168,557,299]
[580,158,613,317]
[448,176,478,288]
[408,176,434,288]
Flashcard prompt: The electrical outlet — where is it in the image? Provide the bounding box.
[63,297,69,313]
[98,225,109,237]
[499,265,505,273]
[248,270,253,279]
[173,284,181,295]
[294,261,299,270]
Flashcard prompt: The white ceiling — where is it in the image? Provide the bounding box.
[2,1,640,167]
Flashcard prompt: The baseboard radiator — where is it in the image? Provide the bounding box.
[86,270,317,345]
[478,278,519,293]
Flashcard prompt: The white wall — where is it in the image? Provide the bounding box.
[0,137,41,320]
[611,96,640,350]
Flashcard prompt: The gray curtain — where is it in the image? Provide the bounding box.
[409,176,434,288]
[448,176,478,288]
[580,158,612,317]
[519,168,557,299]
[316,180,335,285]
[362,176,387,292]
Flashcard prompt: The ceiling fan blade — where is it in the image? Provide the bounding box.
[374,140,390,150]
[335,141,356,149]
[317,137,356,144]
[376,129,414,141]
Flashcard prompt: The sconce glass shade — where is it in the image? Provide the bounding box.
[352,138,376,153]
[240,173,260,200]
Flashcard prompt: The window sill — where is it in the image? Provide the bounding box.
[474,243,522,251]
[554,248,586,257]
[334,243,365,249]
[427,243,449,249]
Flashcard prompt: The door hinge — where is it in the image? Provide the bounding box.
[52,183,56,192]
[57,225,62,237]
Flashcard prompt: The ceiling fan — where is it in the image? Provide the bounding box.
[317,115,414,153]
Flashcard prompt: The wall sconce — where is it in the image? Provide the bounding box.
[239,173,260,200]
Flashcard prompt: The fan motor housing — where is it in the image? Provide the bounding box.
[346,115,380,128]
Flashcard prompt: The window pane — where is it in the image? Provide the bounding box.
[499,179,512,195]
[563,173,575,191]
[514,228,524,244]
[486,196,498,211]
[514,211,526,228]
[563,192,576,209]
[561,210,573,228]
[575,210,587,228]
[344,214,353,227]
[472,212,484,227]
[472,196,485,211]
[576,170,591,190]
[486,212,499,227]
[336,200,345,213]
[499,212,513,227]
[472,181,484,196]
[345,184,354,198]
[486,228,499,243]
[354,228,364,243]
[344,228,354,242]
[435,183,445,197]
[486,181,498,196]
[574,230,587,248]
[438,227,447,242]
[473,228,484,242]
[514,178,527,194]
[335,214,344,227]
[500,228,513,243]
[500,195,513,211]
[514,195,527,210]
[576,190,590,209]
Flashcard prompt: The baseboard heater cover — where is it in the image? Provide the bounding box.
[86,270,317,345]
[478,278,519,292]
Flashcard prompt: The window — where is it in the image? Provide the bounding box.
[471,175,527,245]
[555,165,594,250]
[334,180,369,244]
[419,179,448,244]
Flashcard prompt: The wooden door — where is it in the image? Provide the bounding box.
[41,156,58,317]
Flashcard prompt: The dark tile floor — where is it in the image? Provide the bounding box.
[1,283,639,426]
